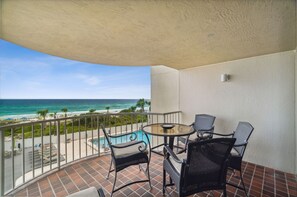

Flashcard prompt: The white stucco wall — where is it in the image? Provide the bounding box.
[178,51,295,173]
[151,65,179,113]
[295,1,297,174]
[295,49,297,174]
[151,51,296,173]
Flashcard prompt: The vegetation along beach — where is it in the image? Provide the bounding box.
[0,99,151,138]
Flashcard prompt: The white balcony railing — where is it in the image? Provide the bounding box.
[0,111,181,196]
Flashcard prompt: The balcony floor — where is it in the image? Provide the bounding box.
[13,154,297,197]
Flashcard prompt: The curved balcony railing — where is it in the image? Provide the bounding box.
[0,111,181,196]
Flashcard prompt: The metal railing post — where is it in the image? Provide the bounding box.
[11,128,15,189]
[97,115,100,157]
[0,111,181,195]
[0,130,4,196]
[57,121,60,170]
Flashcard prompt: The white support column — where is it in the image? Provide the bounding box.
[0,130,5,196]
[151,65,180,113]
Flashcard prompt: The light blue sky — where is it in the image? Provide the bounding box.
[0,39,151,99]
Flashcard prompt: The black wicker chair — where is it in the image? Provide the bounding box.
[163,138,235,197]
[101,125,151,197]
[206,122,254,196]
[178,114,216,152]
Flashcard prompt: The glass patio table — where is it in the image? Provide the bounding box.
[141,123,195,156]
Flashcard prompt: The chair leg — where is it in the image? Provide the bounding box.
[106,160,113,179]
[163,169,166,195]
[177,148,186,154]
[227,168,248,196]
[239,170,248,196]
[111,171,117,197]
[147,162,152,190]
[223,188,227,197]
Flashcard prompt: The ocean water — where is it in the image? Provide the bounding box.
[0,99,140,119]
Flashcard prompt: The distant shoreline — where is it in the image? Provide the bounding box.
[0,98,150,122]
[0,108,125,120]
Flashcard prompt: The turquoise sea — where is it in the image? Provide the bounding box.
[0,99,141,119]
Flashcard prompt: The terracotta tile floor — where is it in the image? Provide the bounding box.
[12,154,297,197]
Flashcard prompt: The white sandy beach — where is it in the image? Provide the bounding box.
[0,108,131,121]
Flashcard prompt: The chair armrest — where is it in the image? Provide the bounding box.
[97,188,105,197]
[111,140,144,148]
[204,131,234,137]
[234,142,248,147]
[164,146,184,164]
[67,187,102,197]
[199,126,214,132]
[111,140,148,152]
[108,132,137,141]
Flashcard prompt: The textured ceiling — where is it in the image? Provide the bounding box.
[0,0,295,69]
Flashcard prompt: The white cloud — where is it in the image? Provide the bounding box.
[76,74,100,85]
[0,53,150,99]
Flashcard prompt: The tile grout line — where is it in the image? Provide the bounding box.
[236,163,248,196]
[80,162,104,187]
[139,181,153,197]
[226,170,235,197]
[64,167,80,191]
[37,181,42,197]
[237,165,244,196]
[47,177,57,197]
[260,167,266,197]
[71,164,92,188]
[91,157,110,175]
[284,173,290,196]
[247,163,256,195]
[56,171,70,196]
[273,169,276,197]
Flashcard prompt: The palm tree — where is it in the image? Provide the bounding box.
[37,109,48,120]
[89,109,96,113]
[129,106,137,112]
[136,98,145,112]
[61,108,68,117]
[145,100,151,111]
[105,106,110,113]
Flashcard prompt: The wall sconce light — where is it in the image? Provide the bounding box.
[221,74,230,82]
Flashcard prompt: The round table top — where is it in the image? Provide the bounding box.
[141,123,195,137]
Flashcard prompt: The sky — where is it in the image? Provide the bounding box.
[0,39,151,99]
